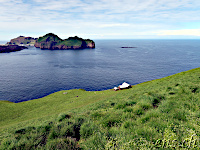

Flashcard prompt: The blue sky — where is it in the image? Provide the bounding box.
[0,0,200,40]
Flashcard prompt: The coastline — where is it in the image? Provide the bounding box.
[1,39,200,103]
[1,66,199,149]
[0,45,28,53]
[1,67,199,103]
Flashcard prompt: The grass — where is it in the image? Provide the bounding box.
[37,33,62,43]
[0,89,114,128]
[0,68,200,149]
[59,39,83,47]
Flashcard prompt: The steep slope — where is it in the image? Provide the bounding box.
[0,68,199,149]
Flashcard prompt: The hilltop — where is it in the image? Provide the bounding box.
[7,36,38,46]
[34,33,95,50]
[0,68,199,149]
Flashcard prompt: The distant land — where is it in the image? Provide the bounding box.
[34,33,95,50]
[6,33,95,50]
[7,36,38,46]
[0,45,27,53]
[121,47,137,48]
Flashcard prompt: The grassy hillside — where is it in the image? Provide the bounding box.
[59,38,83,47]
[37,33,62,43]
[0,68,200,149]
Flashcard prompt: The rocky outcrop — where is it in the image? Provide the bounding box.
[7,36,38,46]
[34,33,95,50]
[121,47,136,48]
[0,45,28,53]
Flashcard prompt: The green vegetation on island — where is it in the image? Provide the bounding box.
[34,33,95,50]
[0,68,199,149]
[6,33,95,50]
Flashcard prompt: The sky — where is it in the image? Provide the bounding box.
[0,0,200,40]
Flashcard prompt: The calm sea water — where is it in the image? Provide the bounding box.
[0,39,200,103]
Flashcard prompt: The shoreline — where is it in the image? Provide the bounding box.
[1,67,199,103]
[0,45,28,53]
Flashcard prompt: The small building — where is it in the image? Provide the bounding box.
[114,82,132,91]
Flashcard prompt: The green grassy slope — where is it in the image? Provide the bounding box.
[0,68,200,149]
[37,33,62,43]
[58,39,83,47]
[0,89,115,128]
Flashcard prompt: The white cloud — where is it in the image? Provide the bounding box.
[1,0,200,22]
[1,0,200,39]
[157,29,200,36]
[98,23,130,28]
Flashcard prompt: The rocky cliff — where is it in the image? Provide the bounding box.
[0,45,28,53]
[7,36,38,46]
[34,33,95,50]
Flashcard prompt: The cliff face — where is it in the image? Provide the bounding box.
[34,33,95,50]
[0,45,28,53]
[85,39,95,48]
[7,36,38,46]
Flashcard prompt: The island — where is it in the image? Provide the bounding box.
[121,47,136,48]
[5,33,95,51]
[7,36,38,46]
[34,33,95,50]
[0,45,28,53]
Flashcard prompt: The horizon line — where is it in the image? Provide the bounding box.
[1,38,200,42]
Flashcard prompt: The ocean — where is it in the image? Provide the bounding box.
[0,39,200,103]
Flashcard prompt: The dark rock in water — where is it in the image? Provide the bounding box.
[121,47,136,48]
[0,45,28,53]
[34,33,95,50]
[7,36,38,46]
